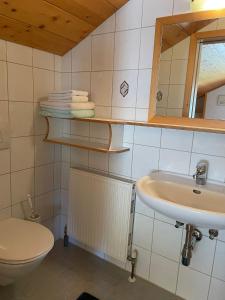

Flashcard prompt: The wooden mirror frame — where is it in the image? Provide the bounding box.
[148,8,225,133]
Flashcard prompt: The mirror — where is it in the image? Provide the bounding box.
[153,11,225,124]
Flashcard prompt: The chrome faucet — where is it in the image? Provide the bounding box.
[193,160,208,185]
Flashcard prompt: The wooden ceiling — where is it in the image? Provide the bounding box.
[0,0,128,55]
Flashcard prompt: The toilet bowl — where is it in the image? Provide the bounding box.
[0,218,54,286]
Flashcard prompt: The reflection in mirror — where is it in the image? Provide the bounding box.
[191,41,225,120]
[155,17,225,121]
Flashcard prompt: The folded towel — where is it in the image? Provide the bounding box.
[48,95,89,102]
[40,109,95,119]
[41,101,95,110]
[49,90,88,97]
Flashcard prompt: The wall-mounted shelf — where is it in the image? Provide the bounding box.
[43,116,130,153]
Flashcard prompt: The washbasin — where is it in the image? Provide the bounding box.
[136,171,225,229]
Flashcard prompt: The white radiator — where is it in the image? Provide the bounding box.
[68,168,135,263]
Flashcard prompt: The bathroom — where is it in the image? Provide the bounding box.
[1,0,225,299]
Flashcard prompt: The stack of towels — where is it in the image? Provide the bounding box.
[40,90,95,119]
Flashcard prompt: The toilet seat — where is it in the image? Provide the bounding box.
[0,218,54,265]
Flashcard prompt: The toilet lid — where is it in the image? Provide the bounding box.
[0,218,54,264]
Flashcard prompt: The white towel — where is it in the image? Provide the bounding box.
[41,101,95,110]
[48,95,89,102]
[49,90,88,97]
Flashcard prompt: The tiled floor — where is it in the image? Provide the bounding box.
[0,240,183,300]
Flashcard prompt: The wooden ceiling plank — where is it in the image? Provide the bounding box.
[45,0,119,27]
[0,0,94,42]
[106,0,127,9]
[0,14,75,55]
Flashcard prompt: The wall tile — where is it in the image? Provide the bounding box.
[136,69,151,109]
[123,125,134,143]
[159,149,191,174]
[35,164,54,196]
[90,123,109,139]
[0,150,10,175]
[173,0,190,14]
[212,241,225,281]
[62,50,72,72]
[62,72,72,90]
[54,55,62,72]
[0,207,11,221]
[92,33,114,71]
[139,27,155,69]
[95,106,112,118]
[33,68,54,102]
[35,135,54,166]
[0,174,10,210]
[9,102,34,137]
[72,37,91,72]
[7,42,32,66]
[109,143,133,177]
[133,213,153,250]
[34,103,47,135]
[8,63,33,101]
[0,61,8,100]
[11,168,34,205]
[116,0,143,31]
[184,235,216,275]
[0,40,6,61]
[33,49,54,70]
[11,137,34,172]
[71,121,89,138]
[142,0,173,27]
[135,108,148,121]
[161,129,193,151]
[114,29,141,70]
[177,266,210,300]
[61,163,70,190]
[112,70,138,108]
[54,163,61,190]
[71,147,89,169]
[135,194,154,218]
[208,278,225,300]
[132,245,151,280]
[72,72,91,93]
[170,60,187,84]
[112,107,135,120]
[152,220,182,262]
[89,150,109,172]
[91,71,113,106]
[150,253,179,293]
[36,192,54,222]
[134,126,161,147]
[132,144,159,179]
[193,132,225,157]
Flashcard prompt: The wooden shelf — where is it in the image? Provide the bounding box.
[44,137,129,153]
[43,116,130,153]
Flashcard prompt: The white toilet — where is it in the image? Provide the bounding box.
[0,218,54,286]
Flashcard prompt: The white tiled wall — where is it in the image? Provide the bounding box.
[59,1,225,299]
[0,41,62,238]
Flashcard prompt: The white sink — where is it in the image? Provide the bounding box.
[136,171,225,229]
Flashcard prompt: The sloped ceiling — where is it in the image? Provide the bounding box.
[0,0,128,55]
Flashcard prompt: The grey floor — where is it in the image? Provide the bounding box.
[0,240,183,300]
